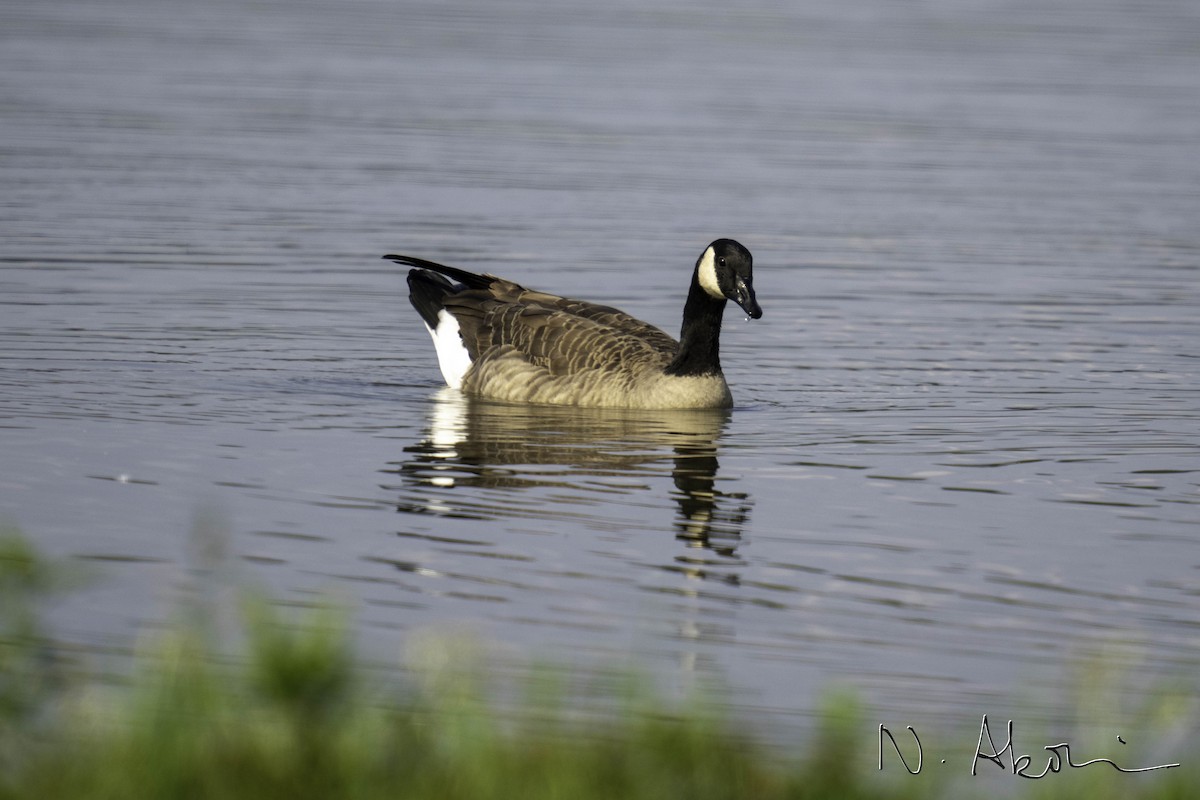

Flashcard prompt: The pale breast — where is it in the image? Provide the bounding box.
[464,352,732,409]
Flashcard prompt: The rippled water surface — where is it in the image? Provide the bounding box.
[3,0,1199,743]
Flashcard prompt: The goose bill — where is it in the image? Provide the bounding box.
[734,279,762,319]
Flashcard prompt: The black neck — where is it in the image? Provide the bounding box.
[664,273,726,377]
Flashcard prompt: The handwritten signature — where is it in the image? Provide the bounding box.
[878,716,1180,778]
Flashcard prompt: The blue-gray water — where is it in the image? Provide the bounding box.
[3,0,1198,750]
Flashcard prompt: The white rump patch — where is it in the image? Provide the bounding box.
[696,245,724,300]
[425,310,472,390]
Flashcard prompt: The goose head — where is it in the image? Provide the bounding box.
[696,239,762,319]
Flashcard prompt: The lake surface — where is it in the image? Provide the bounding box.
[3,0,1198,751]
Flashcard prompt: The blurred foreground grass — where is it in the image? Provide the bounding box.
[1,528,1194,799]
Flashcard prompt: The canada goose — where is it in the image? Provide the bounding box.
[384,239,762,409]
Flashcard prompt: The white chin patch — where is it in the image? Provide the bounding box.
[697,246,724,300]
[426,310,472,390]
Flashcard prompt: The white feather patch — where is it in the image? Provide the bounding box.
[425,310,472,389]
[696,246,724,300]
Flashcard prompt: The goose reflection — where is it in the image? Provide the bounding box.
[383,388,751,560]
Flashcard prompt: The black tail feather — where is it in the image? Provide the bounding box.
[383,253,494,291]
[406,269,457,330]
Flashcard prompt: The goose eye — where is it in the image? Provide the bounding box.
[719,257,727,267]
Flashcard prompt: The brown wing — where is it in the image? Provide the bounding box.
[445,277,679,375]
